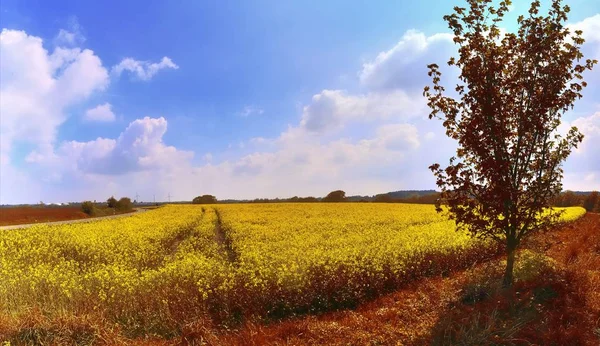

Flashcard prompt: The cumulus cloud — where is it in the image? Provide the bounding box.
[112,56,179,81]
[568,14,600,44]
[359,30,454,91]
[224,122,427,194]
[22,114,436,203]
[300,89,426,133]
[568,14,600,104]
[0,29,109,160]
[570,111,600,171]
[61,117,193,175]
[84,103,116,122]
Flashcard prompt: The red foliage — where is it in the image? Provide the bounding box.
[424,0,597,287]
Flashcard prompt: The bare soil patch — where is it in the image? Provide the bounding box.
[0,206,90,226]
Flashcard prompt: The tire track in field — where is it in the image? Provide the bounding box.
[213,208,239,264]
[164,208,207,258]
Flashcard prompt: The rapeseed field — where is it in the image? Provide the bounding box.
[0,204,586,338]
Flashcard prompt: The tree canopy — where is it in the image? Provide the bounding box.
[106,196,118,208]
[192,195,218,204]
[323,190,347,202]
[423,0,596,287]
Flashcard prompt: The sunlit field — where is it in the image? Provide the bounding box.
[0,204,586,340]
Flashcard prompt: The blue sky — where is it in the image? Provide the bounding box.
[1,0,599,204]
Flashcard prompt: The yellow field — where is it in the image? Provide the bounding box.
[0,204,586,338]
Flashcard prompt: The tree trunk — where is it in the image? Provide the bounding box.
[503,244,516,288]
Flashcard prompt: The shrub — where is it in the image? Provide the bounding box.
[107,196,117,208]
[81,201,96,216]
[116,197,133,211]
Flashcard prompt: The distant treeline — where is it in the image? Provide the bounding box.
[3,190,597,211]
[551,190,599,212]
[215,189,598,210]
[218,190,441,205]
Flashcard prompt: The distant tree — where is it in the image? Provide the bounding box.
[107,196,118,208]
[116,197,133,211]
[81,201,96,216]
[323,190,346,202]
[583,191,599,212]
[424,0,596,287]
[192,195,217,204]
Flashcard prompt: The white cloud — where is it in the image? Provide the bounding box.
[570,111,600,171]
[359,30,454,91]
[0,29,109,159]
[84,102,116,122]
[112,56,179,81]
[238,105,264,117]
[219,122,427,197]
[369,123,420,150]
[18,114,440,203]
[568,14,600,44]
[300,89,426,133]
[54,29,85,47]
[568,14,600,61]
[53,17,85,47]
[62,117,193,175]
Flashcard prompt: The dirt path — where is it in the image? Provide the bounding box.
[0,208,147,230]
[213,209,238,263]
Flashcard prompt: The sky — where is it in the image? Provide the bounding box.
[0,0,599,204]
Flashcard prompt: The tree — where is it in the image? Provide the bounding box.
[192,195,217,204]
[323,190,346,202]
[116,197,133,211]
[583,191,599,212]
[424,0,596,287]
[81,201,96,216]
[107,196,118,208]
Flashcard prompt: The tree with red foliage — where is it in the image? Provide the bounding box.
[424,0,596,287]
